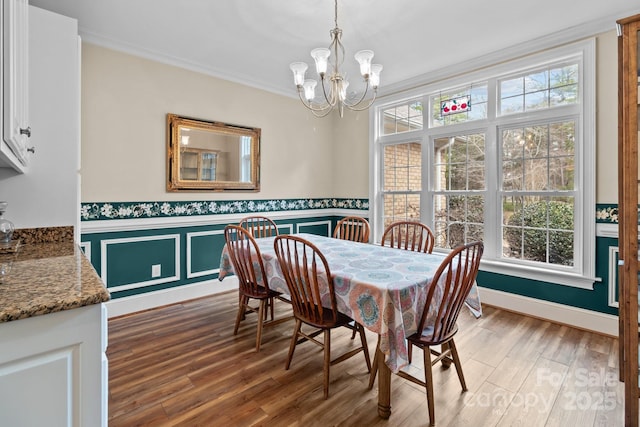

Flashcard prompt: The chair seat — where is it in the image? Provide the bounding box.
[297,306,354,330]
[407,324,458,347]
[243,285,281,300]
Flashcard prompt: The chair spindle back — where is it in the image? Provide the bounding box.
[274,235,338,328]
[381,221,435,253]
[418,241,483,344]
[333,216,370,243]
[224,225,271,298]
[239,215,279,238]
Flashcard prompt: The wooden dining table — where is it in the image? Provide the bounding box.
[218,232,482,419]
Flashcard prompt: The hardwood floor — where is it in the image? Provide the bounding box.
[107,291,624,426]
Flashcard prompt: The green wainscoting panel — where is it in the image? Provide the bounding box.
[297,220,332,236]
[597,236,620,309]
[103,234,179,289]
[187,230,225,278]
[81,215,339,299]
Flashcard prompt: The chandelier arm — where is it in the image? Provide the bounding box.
[344,90,378,112]
[319,77,337,107]
[296,87,335,116]
[342,80,371,109]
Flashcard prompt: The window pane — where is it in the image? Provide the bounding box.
[501,78,523,98]
[502,121,575,192]
[524,159,548,191]
[525,70,548,92]
[381,101,423,135]
[434,133,485,192]
[501,95,523,114]
[549,157,574,190]
[383,143,421,191]
[499,62,578,116]
[433,194,484,248]
[550,84,578,106]
[430,83,488,127]
[525,90,548,110]
[502,196,574,266]
[383,193,421,224]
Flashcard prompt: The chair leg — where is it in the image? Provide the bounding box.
[368,336,380,390]
[285,319,302,370]
[408,341,413,363]
[255,299,266,352]
[448,339,467,391]
[440,342,452,369]
[234,295,247,335]
[357,324,372,372]
[239,292,246,320]
[323,329,331,399]
[269,297,275,321]
[423,345,436,426]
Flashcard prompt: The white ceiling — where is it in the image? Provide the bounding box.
[29,0,640,98]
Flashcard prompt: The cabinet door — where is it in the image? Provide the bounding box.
[2,0,29,165]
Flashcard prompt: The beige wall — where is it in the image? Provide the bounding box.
[80,44,367,202]
[596,30,618,203]
[330,109,369,197]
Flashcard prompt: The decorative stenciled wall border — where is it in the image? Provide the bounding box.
[595,204,618,224]
[80,198,369,221]
[82,201,619,222]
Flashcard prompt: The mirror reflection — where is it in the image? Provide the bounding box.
[167,114,260,191]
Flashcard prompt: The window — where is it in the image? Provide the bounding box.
[371,40,595,288]
[240,136,252,182]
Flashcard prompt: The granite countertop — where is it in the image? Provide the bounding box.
[0,227,110,323]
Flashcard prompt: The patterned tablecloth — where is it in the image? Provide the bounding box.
[219,233,482,373]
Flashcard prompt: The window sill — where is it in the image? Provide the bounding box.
[477,258,599,290]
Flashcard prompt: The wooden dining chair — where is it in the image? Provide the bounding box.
[273,235,372,399]
[224,225,291,352]
[333,216,370,243]
[370,241,483,426]
[238,215,279,238]
[380,220,435,254]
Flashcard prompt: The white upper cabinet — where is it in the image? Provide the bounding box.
[1,0,30,172]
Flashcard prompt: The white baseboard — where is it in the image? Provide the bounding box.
[104,278,238,319]
[479,287,618,337]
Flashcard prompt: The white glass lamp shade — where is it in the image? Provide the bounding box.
[310,48,331,76]
[302,79,317,102]
[290,62,308,86]
[354,50,374,76]
[370,64,383,88]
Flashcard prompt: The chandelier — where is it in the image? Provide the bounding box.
[289,0,382,118]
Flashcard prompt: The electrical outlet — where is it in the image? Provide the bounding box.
[151,264,161,278]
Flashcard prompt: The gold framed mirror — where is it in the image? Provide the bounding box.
[167,114,260,191]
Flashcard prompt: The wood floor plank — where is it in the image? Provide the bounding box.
[107,291,625,426]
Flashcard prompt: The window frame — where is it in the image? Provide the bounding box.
[369,39,596,289]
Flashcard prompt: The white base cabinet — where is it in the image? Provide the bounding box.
[0,304,107,427]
